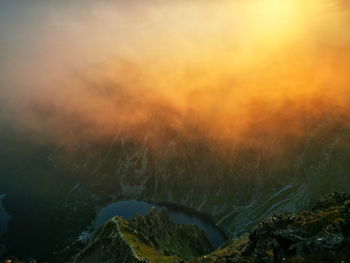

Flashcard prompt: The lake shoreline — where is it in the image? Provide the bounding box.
[94,199,227,248]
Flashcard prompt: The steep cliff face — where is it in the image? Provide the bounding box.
[51,121,350,234]
[2,193,350,263]
[70,208,212,263]
[70,218,146,263]
[190,192,350,263]
[1,122,350,260]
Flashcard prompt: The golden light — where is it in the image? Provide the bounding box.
[4,0,350,148]
[239,0,319,44]
[257,0,299,30]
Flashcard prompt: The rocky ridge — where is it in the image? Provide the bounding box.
[70,207,212,263]
[69,193,350,263]
[190,192,350,263]
[3,193,350,263]
[2,121,350,261]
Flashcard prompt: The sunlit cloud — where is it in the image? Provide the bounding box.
[1,0,350,155]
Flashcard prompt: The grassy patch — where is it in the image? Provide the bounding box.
[118,218,182,263]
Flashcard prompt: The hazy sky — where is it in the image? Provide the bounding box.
[1,0,350,149]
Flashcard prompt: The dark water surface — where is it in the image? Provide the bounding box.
[94,200,226,248]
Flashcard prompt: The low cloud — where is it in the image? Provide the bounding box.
[1,0,350,156]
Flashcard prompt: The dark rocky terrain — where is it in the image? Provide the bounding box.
[69,207,212,263]
[4,192,350,263]
[191,192,350,263]
[1,118,350,261]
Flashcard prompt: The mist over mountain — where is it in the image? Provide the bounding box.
[1,0,350,262]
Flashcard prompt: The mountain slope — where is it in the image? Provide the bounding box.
[191,192,350,263]
[70,208,212,263]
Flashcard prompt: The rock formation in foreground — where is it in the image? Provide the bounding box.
[70,207,213,263]
[191,192,350,263]
[4,193,350,263]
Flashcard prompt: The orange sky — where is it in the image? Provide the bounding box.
[1,0,350,152]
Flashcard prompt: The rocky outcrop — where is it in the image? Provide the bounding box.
[4,193,350,263]
[70,217,144,263]
[190,192,350,263]
[70,208,212,263]
[3,119,350,261]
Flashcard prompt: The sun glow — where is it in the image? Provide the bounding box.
[233,0,341,46]
[2,0,350,149]
[256,0,299,33]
